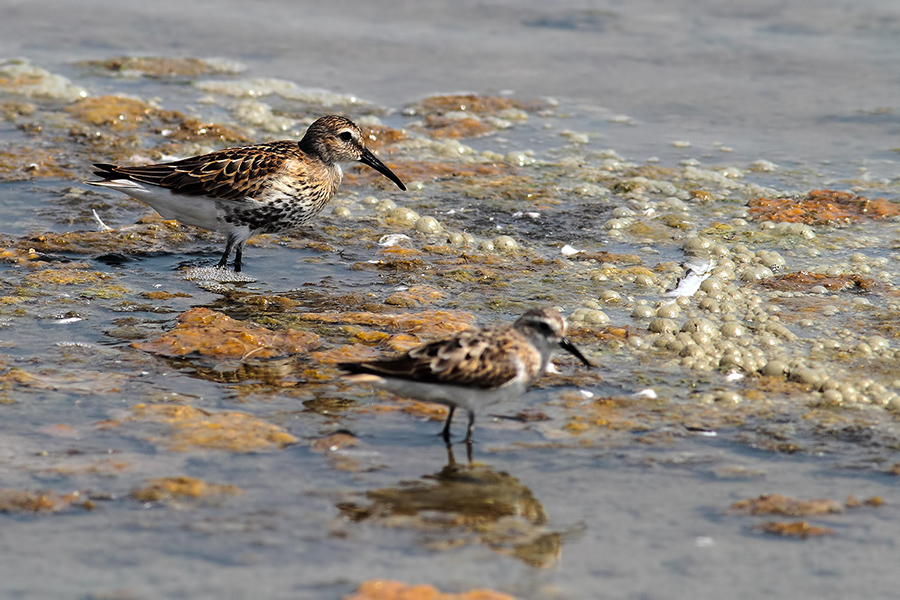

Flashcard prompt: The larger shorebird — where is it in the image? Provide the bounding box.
[86,115,406,272]
[340,307,592,447]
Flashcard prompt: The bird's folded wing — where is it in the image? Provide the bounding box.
[349,330,527,389]
[93,141,302,200]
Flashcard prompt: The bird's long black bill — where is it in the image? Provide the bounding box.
[560,338,592,367]
[360,147,406,191]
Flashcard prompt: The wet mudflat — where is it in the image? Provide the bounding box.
[1,44,900,600]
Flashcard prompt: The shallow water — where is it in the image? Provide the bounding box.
[1,2,900,599]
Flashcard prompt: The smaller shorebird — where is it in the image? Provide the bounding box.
[85,115,406,272]
[340,307,592,447]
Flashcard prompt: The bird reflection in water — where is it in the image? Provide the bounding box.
[336,446,570,568]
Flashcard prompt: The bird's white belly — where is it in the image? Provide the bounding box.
[90,179,235,232]
[374,377,529,412]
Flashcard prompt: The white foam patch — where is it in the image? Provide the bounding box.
[55,317,82,325]
[665,259,714,297]
[379,233,411,247]
[182,266,257,283]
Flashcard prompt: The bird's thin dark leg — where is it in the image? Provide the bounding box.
[439,406,456,443]
[233,242,244,272]
[218,236,236,270]
[462,409,475,447]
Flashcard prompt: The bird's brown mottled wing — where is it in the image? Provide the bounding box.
[92,141,303,200]
[343,327,539,389]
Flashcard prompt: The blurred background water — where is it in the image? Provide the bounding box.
[3,0,899,174]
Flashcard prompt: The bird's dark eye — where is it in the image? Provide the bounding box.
[338,131,353,142]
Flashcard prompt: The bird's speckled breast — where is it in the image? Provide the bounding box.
[223,159,342,234]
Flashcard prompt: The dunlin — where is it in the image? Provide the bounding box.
[340,307,591,446]
[86,115,406,272]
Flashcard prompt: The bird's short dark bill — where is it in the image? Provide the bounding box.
[360,148,406,191]
[560,339,592,367]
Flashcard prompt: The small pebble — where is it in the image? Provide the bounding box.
[492,235,518,252]
[632,305,654,319]
[447,232,466,246]
[653,333,675,348]
[719,322,745,338]
[699,298,720,313]
[415,216,443,234]
[684,236,713,254]
[599,290,622,303]
[681,318,718,336]
[375,199,397,213]
[822,389,843,404]
[389,207,419,225]
[762,360,788,377]
[648,318,679,335]
[699,276,725,294]
[656,303,680,319]
[714,390,742,404]
[633,273,656,287]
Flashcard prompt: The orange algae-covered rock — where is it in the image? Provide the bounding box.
[345,160,515,187]
[129,403,297,452]
[384,333,428,353]
[575,251,643,265]
[312,343,382,365]
[66,95,163,130]
[21,221,212,256]
[352,397,448,422]
[845,495,885,508]
[131,476,242,502]
[132,307,320,359]
[87,56,233,78]
[310,432,370,472]
[0,367,126,395]
[353,330,393,344]
[296,310,474,338]
[756,521,834,539]
[425,115,495,139]
[22,268,113,286]
[398,400,449,421]
[310,432,359,453]
[166,118,250,144]
[141,290,192,300]
[748,189,900,225]
[412,93,546,115]
[0,246,45,266]
[344,580,516,600]
[730,493,842,516]
[0,489,89,513]
[359,124,408,153]
[0,147,71,180]
[384,285,445,308]
[757,271,883,293]
[377,247,423,258]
